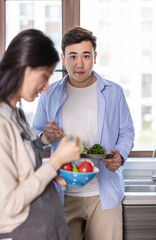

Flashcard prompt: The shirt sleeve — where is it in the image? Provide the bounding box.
[115,87,135,160]
[32,93,47,136]
[0,122,57,218]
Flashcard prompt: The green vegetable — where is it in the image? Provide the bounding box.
[80,142,85,153]
[80,142,89,153]
[80,142,105,154]
[89,144,105,154]
[83,147,89,154]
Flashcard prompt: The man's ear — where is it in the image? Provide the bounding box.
[94,52,97,64]
[61,53,66,67]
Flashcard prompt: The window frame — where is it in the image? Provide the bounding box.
[0,0,5,58]
[0,0,153,158]
[0,0,80,56]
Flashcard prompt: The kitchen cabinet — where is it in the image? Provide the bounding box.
[123,158,156,239]
[123,204,156,240]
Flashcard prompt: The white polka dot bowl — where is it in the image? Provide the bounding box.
[58,167,99,187]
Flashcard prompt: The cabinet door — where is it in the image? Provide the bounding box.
[123,205,156,240]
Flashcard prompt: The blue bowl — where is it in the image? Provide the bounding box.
[58,167,99,187]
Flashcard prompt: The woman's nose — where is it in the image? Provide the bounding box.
[42,81,49,92]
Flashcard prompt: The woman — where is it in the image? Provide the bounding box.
[0,29,80,240]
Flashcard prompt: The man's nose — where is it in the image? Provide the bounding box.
[76,57,84,67]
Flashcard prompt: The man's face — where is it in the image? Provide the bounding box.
[61,41,97,88]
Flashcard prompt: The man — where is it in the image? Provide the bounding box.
[32,26,134,240]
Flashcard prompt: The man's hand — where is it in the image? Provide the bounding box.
[41,121,63,144]
[102,149,122,172]
[54,174,67,187]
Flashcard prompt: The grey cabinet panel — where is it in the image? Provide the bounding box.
[123,205,156,240]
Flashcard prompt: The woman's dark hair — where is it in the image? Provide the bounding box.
[61,26,97,55]
[0,29,59,102]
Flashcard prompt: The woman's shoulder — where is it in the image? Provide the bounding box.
[0,113,19,138]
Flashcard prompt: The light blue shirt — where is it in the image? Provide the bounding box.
[32,71,134,210]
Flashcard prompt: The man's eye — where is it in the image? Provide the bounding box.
[84,55,90,59]
[70,56,76,59]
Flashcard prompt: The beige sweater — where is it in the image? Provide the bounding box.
[0,103,57,233]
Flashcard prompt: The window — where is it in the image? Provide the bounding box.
[142,106,152,129]
[0,0,79,126]
[141,41,152,65]
[5,0,62,125]
[141,7,152,19]
[45,5,61,21]
[120,74,131,97]
[1,0,156,155]
[80,0,156,151]
[141,74,152,98]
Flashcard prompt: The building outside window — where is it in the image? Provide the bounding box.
[141,73,152,98]
[2,0,156,152]
[5,0,62,125]
[80,0,156,151]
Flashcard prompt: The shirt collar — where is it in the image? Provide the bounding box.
[92,71,111,92]
[58,70,112,91]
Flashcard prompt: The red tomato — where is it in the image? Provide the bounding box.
[61,163,73,171]
[77,160,93,173]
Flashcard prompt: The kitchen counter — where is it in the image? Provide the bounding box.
[123,157,156,205]
[123,193,156,205]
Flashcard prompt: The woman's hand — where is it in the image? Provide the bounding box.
[102,149,122,172]
[48,135,80,171]
[41,121,62,144]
